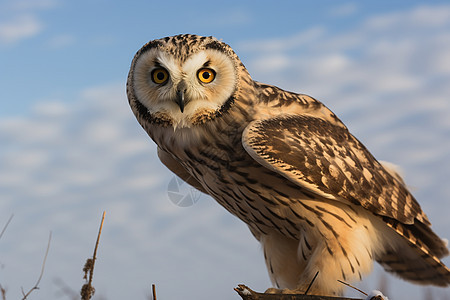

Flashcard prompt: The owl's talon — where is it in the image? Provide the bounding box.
[264,287,280,294]
[264,287,298,294]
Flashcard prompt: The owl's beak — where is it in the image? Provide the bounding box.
[176,89,185,113]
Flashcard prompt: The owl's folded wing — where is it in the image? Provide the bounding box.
[242,113,430,226]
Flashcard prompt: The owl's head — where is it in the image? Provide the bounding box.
[127,34,247,129]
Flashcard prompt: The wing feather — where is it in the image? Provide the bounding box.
[242,114,430,226]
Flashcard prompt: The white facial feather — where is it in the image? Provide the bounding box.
[132,48,237,128]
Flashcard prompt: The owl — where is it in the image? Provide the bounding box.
[126,34,450,296]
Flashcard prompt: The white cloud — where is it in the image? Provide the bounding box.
[45,34,76,49]
[0,0,59,45]
[0,14,43,44]
[240,5,450,102]
[250,54,290,73]
[239,27,325,53]
[365,4,450,31]
[32,101,69,116]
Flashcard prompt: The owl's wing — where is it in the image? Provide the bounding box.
[157,147,208,194]
[242,113,430,226]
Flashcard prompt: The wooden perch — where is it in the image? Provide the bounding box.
[234,285,364,300]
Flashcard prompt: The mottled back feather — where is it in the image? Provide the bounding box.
[242,113,429,226]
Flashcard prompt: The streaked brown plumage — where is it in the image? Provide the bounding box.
[126,34,450,295]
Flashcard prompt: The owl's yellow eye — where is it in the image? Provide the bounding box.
[197,68,216,84]
[151,68,169,84]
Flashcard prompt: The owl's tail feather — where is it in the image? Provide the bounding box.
[377,217,450,286]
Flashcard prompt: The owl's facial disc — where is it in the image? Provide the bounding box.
[174,68,217,113]
[132,48,237,127]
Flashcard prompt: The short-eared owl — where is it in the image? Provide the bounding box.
[126,34,450,295]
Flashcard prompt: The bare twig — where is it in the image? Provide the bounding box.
[0,283,6,300]
[152,284,157,300]
[21,231,52,300]
[337,280,367,296]
[304,271,319,295]
[81,211,106,300]
[0,215,14,300]
[0,214,14,240]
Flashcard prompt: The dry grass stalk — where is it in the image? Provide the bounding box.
[152,284,157,300]
[337,280,367,297]
[0,284,6,300]
[81,211,106,300]
[0,215,13,241]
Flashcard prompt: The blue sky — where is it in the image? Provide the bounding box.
[1,1,450,299]
[2,0,449,117]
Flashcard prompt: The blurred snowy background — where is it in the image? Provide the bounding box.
[1,1,450,299]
